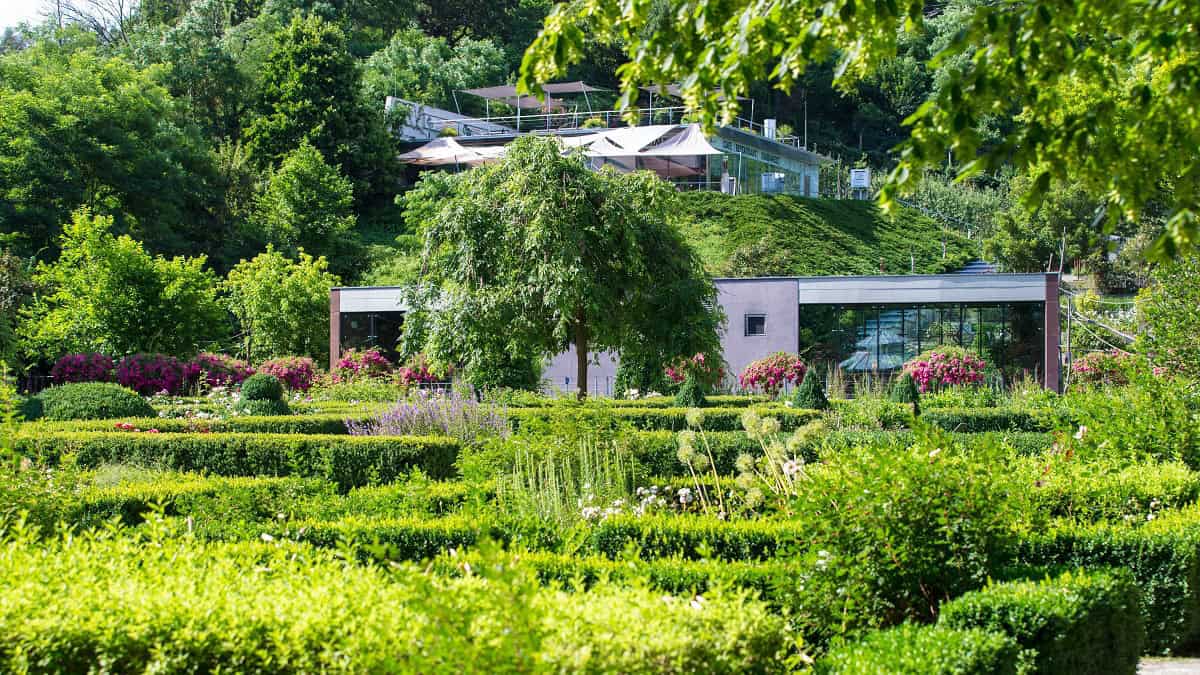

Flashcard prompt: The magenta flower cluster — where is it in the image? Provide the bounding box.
[738,352,806,396]
[664,352,723,388]
[259,356,317,391]
[903,347,987,393]
[396,353,443,387]
[1071,349,1137,386]
[192,352,255,388]
[116,353,190,395]
[334,348,392,383]
[51,353,115,384]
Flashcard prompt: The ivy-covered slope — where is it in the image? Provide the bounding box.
[676,192,977,277]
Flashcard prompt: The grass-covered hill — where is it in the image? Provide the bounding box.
[677,192,978,277]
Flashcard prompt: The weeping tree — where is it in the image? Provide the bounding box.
[402,136,723,398]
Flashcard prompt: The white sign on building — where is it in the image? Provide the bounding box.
[850,168,871,189]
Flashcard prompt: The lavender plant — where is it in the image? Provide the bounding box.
[345,388,510,443]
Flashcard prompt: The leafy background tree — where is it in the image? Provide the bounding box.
[404,136,722,397]
[243,14,395,199]
[19,210,227,360]
[362,27,506,114]
[1137,256,1200,379]
[222,246,340,363]
[252,141,358,274]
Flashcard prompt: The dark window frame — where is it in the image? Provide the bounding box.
[744,313,767,336]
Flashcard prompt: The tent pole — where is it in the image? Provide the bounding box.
[452,91,461,115]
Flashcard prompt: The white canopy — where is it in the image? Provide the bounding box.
[638,124,722,157]
[397,137,491,167]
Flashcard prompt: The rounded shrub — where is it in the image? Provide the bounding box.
[27,382,155,421]
[240,374,284,402]
[234,398,291,416]
[791,368,829,410]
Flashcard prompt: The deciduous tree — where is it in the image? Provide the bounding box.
[403,136,722,398]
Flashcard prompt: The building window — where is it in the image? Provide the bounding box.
[745,314,767,336]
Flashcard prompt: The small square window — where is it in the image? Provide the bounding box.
[745,314,766,336]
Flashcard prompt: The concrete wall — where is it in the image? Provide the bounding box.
[541,348,619,397]
[714,278,800,384]
[541,278,799,394]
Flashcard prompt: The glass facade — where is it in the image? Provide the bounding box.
[797,302,1045,383]
[339,311,405,361]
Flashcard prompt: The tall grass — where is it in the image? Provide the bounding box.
[498,434,635,527]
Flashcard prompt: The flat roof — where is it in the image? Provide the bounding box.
[716,273,1053,305]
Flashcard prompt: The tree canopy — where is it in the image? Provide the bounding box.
[19,210,227,360]
[403,136,723,398]
[520,0,1200,258]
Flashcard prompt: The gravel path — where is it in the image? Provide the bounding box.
[1139,659,1200,674]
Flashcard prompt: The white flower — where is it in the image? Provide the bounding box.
[1074,425,1089,440]
[782,458,804,478]
[928,447,942,458]
[260,533,275,542]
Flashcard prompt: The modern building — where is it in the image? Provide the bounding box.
[389,82,829,197]
[330,272,1061,395]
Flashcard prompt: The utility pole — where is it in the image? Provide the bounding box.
[802,88,808,150]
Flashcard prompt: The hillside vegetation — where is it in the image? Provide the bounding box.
[677,192,977,277]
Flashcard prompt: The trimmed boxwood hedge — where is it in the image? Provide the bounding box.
[13,431,460,490]
[923,407,1051,433]
[508,405,820,432]
[0,537,792,673]
[939,569,1143,674]
[70,475,333,530]
[817,624,1021,674]
[1016,508,1200,654]
[32,405,820,436]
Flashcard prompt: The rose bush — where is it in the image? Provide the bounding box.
[396,353,445,388]
[116,353,189,395]
[333,348,391,383]
[664,352,723,389]
[1071,349,1139,387]
[738,352,806,396]
[190,353,255,389]
[258,356,318,391]
[51,353,114,384]
[902,346,986,393]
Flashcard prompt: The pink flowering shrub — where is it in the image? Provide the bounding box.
[116,353,189,395]
[51,353,114,384]
[395,353,445,387]
[334,348,392,382]
[259,356,318,391]
[739,352,807,396]
[902,346,987,393]
[664,352,724,389]
[1071,349,1139,387]
[190,353,255,388]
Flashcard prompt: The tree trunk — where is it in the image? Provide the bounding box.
[574,309,588,401]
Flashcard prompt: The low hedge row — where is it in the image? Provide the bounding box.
[70,475,333,530]
[817,624,1021,674]
[246,513,801,563]
[939,569,1143,674]
[0,536,792,673]
[1016,507,1200,654]
[922,407,1051,433]
[30,405,818,435]
[13,431,460,490]
[508,405,820,432]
